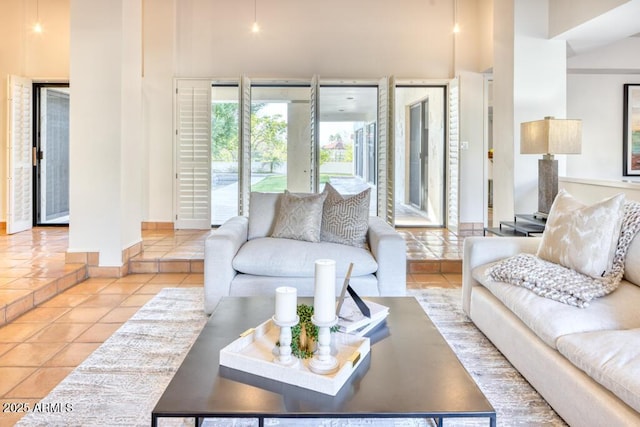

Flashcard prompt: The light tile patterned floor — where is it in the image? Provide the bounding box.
[0,226,468,425]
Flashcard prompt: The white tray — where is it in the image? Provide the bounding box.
[219,318,370,396]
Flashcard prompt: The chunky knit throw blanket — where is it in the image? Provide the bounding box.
[488,201,640,308]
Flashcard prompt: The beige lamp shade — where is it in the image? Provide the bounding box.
[520,117,582,155]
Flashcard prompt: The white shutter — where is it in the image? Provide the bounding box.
[447,77,460,231]
[6,76,33,234]
[175,80,211,229]
[239,76,251,215]
[310,75,320,192]
[377,76,395,224]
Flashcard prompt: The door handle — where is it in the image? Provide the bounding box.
[32,148,44,166]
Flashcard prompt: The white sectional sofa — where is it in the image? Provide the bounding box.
[204,192,407,314]
[463,235,640,426]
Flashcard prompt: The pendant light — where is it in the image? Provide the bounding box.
[33,0,43,33]
[251,0,260,33]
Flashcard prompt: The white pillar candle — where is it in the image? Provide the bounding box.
[314,259,336,323]
[275,286,297,323]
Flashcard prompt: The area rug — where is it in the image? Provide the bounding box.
[16,288,566,427]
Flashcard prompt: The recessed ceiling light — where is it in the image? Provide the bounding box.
[346,96,354,100]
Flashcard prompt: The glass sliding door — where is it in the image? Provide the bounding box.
[250,85,312,193]
[394,86,446,227]
[211,84,240,226]
[318,86,377,214]
[35,84,70,225]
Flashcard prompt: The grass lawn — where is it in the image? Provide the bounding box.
[251,174,345,192]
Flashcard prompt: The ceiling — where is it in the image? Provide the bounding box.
[554,0,640,56]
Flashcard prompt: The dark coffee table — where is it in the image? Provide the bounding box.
[152,297,496,427]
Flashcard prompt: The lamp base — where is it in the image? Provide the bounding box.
[537,157,558,217]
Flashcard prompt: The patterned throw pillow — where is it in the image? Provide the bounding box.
[271,191,327,242]
[536,189,626,279]
[321,183,371,248]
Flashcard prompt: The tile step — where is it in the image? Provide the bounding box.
[0,264,87,328]
[130,256,461,275]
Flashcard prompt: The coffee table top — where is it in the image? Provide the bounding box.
[153,296,494,421]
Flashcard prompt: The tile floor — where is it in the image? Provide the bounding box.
[0,226,470,425]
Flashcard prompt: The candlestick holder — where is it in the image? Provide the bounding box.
[309,315,339,375]
[272,315,300,367]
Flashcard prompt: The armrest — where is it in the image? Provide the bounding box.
[462,236,540,315]
[367,216,407,296]
[204,216,249,314]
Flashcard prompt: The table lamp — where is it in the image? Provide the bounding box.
[520,117,582,219]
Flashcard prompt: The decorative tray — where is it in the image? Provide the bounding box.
[219,318,370,396]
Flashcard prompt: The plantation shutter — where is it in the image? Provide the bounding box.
[310,75,320,192]
[175,79,211,229]
[377,76,395,224]
[447,77,460,231]
[239,75,251,215]
[6,76,33,234]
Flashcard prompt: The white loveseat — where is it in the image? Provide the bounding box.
[463,235,640,426]
[204,192,407,314]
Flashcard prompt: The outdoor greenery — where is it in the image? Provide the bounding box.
[211,103,239,162]
[251,107,287,173]
[212,102,355,179]
[251,174,339,192]
[211,102,287,173]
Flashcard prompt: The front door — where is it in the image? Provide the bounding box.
[408,99,430,212]
[34,84,70,225]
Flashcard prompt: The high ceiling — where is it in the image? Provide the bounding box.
[553,0,640,56]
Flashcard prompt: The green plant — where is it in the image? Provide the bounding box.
[280,304,339,359]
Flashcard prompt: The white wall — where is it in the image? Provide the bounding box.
[68,0,143,266]
[549,0,629,37]
[567,73,640,181]
[458,71,486,225]
[142,0,176,223]
[492,0,567,222]
[565,34,640,183]
[512,0,567,215]
[173,0,456,79]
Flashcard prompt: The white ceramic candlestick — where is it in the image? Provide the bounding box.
[272,315,300,367]
[314,259,336,323]
[309,315,339,374]
[275,286,297,323]
[273,286,299,367]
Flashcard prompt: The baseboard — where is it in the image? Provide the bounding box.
[142,221,175,230]
[458,222,484,231]
[66,241,142,278]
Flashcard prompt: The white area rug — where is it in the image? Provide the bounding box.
[16,288,566,427]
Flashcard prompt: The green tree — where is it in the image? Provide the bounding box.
[251,104,287,173]
[344,142,353,162]
[211,103,239,162]
[320,148,331,165]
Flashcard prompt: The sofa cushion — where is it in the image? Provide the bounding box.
[233,237,378,277]
[229,274,379,297]
[473,262,640,349]
[272,191,327,243]
[536,190,625,279]
[557,329,640,413]
[321,183,371,248]
[624,234,640,287]
[248,192,280,240]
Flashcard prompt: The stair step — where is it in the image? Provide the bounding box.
[130,256,460,275]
